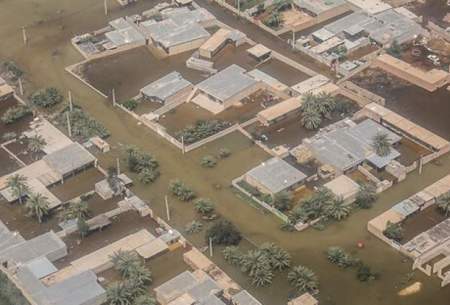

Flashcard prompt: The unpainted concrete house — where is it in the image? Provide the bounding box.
[140,71,193,104]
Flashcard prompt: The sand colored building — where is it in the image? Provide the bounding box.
[373,54,450,92]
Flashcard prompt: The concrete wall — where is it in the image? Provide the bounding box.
[167,37,209,56]
[222,81,267,109]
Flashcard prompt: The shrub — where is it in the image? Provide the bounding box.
[185,220,203,234]
[273,191,293,212]
[218,148,231,158]
[122,99,138,111]
[138,168,160,184]
[206,219,242,246]
[31,87,63,108]
[355,183,378,209]
[383,221,403,242]
[168,179,196,201]
[356,264,379,282]
[3,61,24,81]
[326,246,356,268]
[1,105,31,124]
[194,198,215,216]
[125,145,158,172]
[222,246,242,266]
[175,120,231,144]
[58,106,109,140]
[200,155,217,168]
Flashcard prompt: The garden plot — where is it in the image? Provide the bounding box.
[4,137,45,165]
[0,96,32,138]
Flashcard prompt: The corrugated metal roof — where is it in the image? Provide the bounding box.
[141,71,192,101]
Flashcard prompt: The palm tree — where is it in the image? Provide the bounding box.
[260,243,291,271]
[326,246,355,268]
[128,264,152,287]
[111,250,141,279]
[324,197,351,221]
[6,174,29,204]
[25,193,50,223]
[133,295,156,305]
[251,263,273,287]
[106,282,133,305]
[240,250,267,277]
[436,194,450,216]
[287,265,319,294]
[355,183,378,209]
[194,198,215,216]
[316,92,335,118]
[61,200,90,221]
[371,133,391,157]
[301,109,322,130]
[222,246,242,266]
[27,134,46,159]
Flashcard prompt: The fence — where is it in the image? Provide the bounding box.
[231,176,289,222]
[339,81,385,107]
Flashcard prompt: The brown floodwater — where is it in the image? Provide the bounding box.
[1,0,450,304]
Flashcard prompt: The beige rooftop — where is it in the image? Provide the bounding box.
[247,44,272,58]
[324,175,359,202]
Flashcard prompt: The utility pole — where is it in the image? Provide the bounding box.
[237,0,240,18]
[292,31,296,49]
[419,156,423,175]
[22,26,28,45]
[18,78,24,95]
[112,88,116,106]
[68,90,73,111]
[116,158,120,176]
[209,237,213,257]
[104,0,108,16]
[66,112,72,137]
[165,195,170,221]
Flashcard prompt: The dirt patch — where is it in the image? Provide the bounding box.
[401,207,448,244]
[4,138,44,165]
[0,147,20,176]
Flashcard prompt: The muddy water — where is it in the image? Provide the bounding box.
[1,1,450,305]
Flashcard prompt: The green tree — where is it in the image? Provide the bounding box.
[301,109,322,130]
[30,87,63,108]
[371,133,391,157]
[106,282,133,305]
[111,251,141,279]
[355,183,378,209]
[222,246,242,266]
[77,217,90,239]
[324,197,351,221]
[436,194,450,216]
[240,250,269,277]
[61,200,90,221]
[326,246,356,268]
[6,174,29,204]
[27,134,46,157]
[138,168,160,184]
[287,265,319,294]
[206,220,242,246]
[125,145,158,173]
[194,198,215,216]
[260,243,291,271]
[250,262,273,287]
[383,221,403,242]
[168,179,196,201]
[357,263,379,282]
[25,193,50,223]
[185,220,203,234]
[273,191,293,212]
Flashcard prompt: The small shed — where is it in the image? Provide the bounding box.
[247,44,272,62]
[90,136,110,152]
[324,175,360,205]
[140,72,193,104]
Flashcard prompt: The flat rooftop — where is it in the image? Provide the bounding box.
[245,157,307,193]
[196,65,258,102]
[140,71,192,101]
[294,0,347,15]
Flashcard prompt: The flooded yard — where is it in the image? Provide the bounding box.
[1,0,450,304]
[351,68,450,139]
[401,207,448,244]
[0,96,32,137]
[0,147,20,176]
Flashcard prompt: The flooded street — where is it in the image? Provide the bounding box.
[1,1,450,305]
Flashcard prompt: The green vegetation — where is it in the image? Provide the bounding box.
[206,219,242,246]
[0,270,30,305]
[383,221,404,242]
[300,93,336,130]
[273,191,293,212]
[218,148,231,158]
[185,220,203,234]
[355,183,378,209]
[200,155,217,168]
[168,179,196,201]
[30,87,63,108]
[436,194,450,216]
[371,133,392,157]
[3,61,24,81]
[175,120,231,144]
[125,145,160,184]
[287,265,319,294]
[326,247,358,269]
[194,198,215,216]
[6,174,29,204]
[2,132,17,141]
[289,187,338,223]
[387,40,402,58]
[108,250,154,305]
[58,106,109,140]
[61,200,90,222]
[122,99,138,111]
[27,134,46,159]
[223,243,291,287]
[25,193,50,223]
[237,180,273,205]
[1,105,31,124]
[356,264,379,282]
